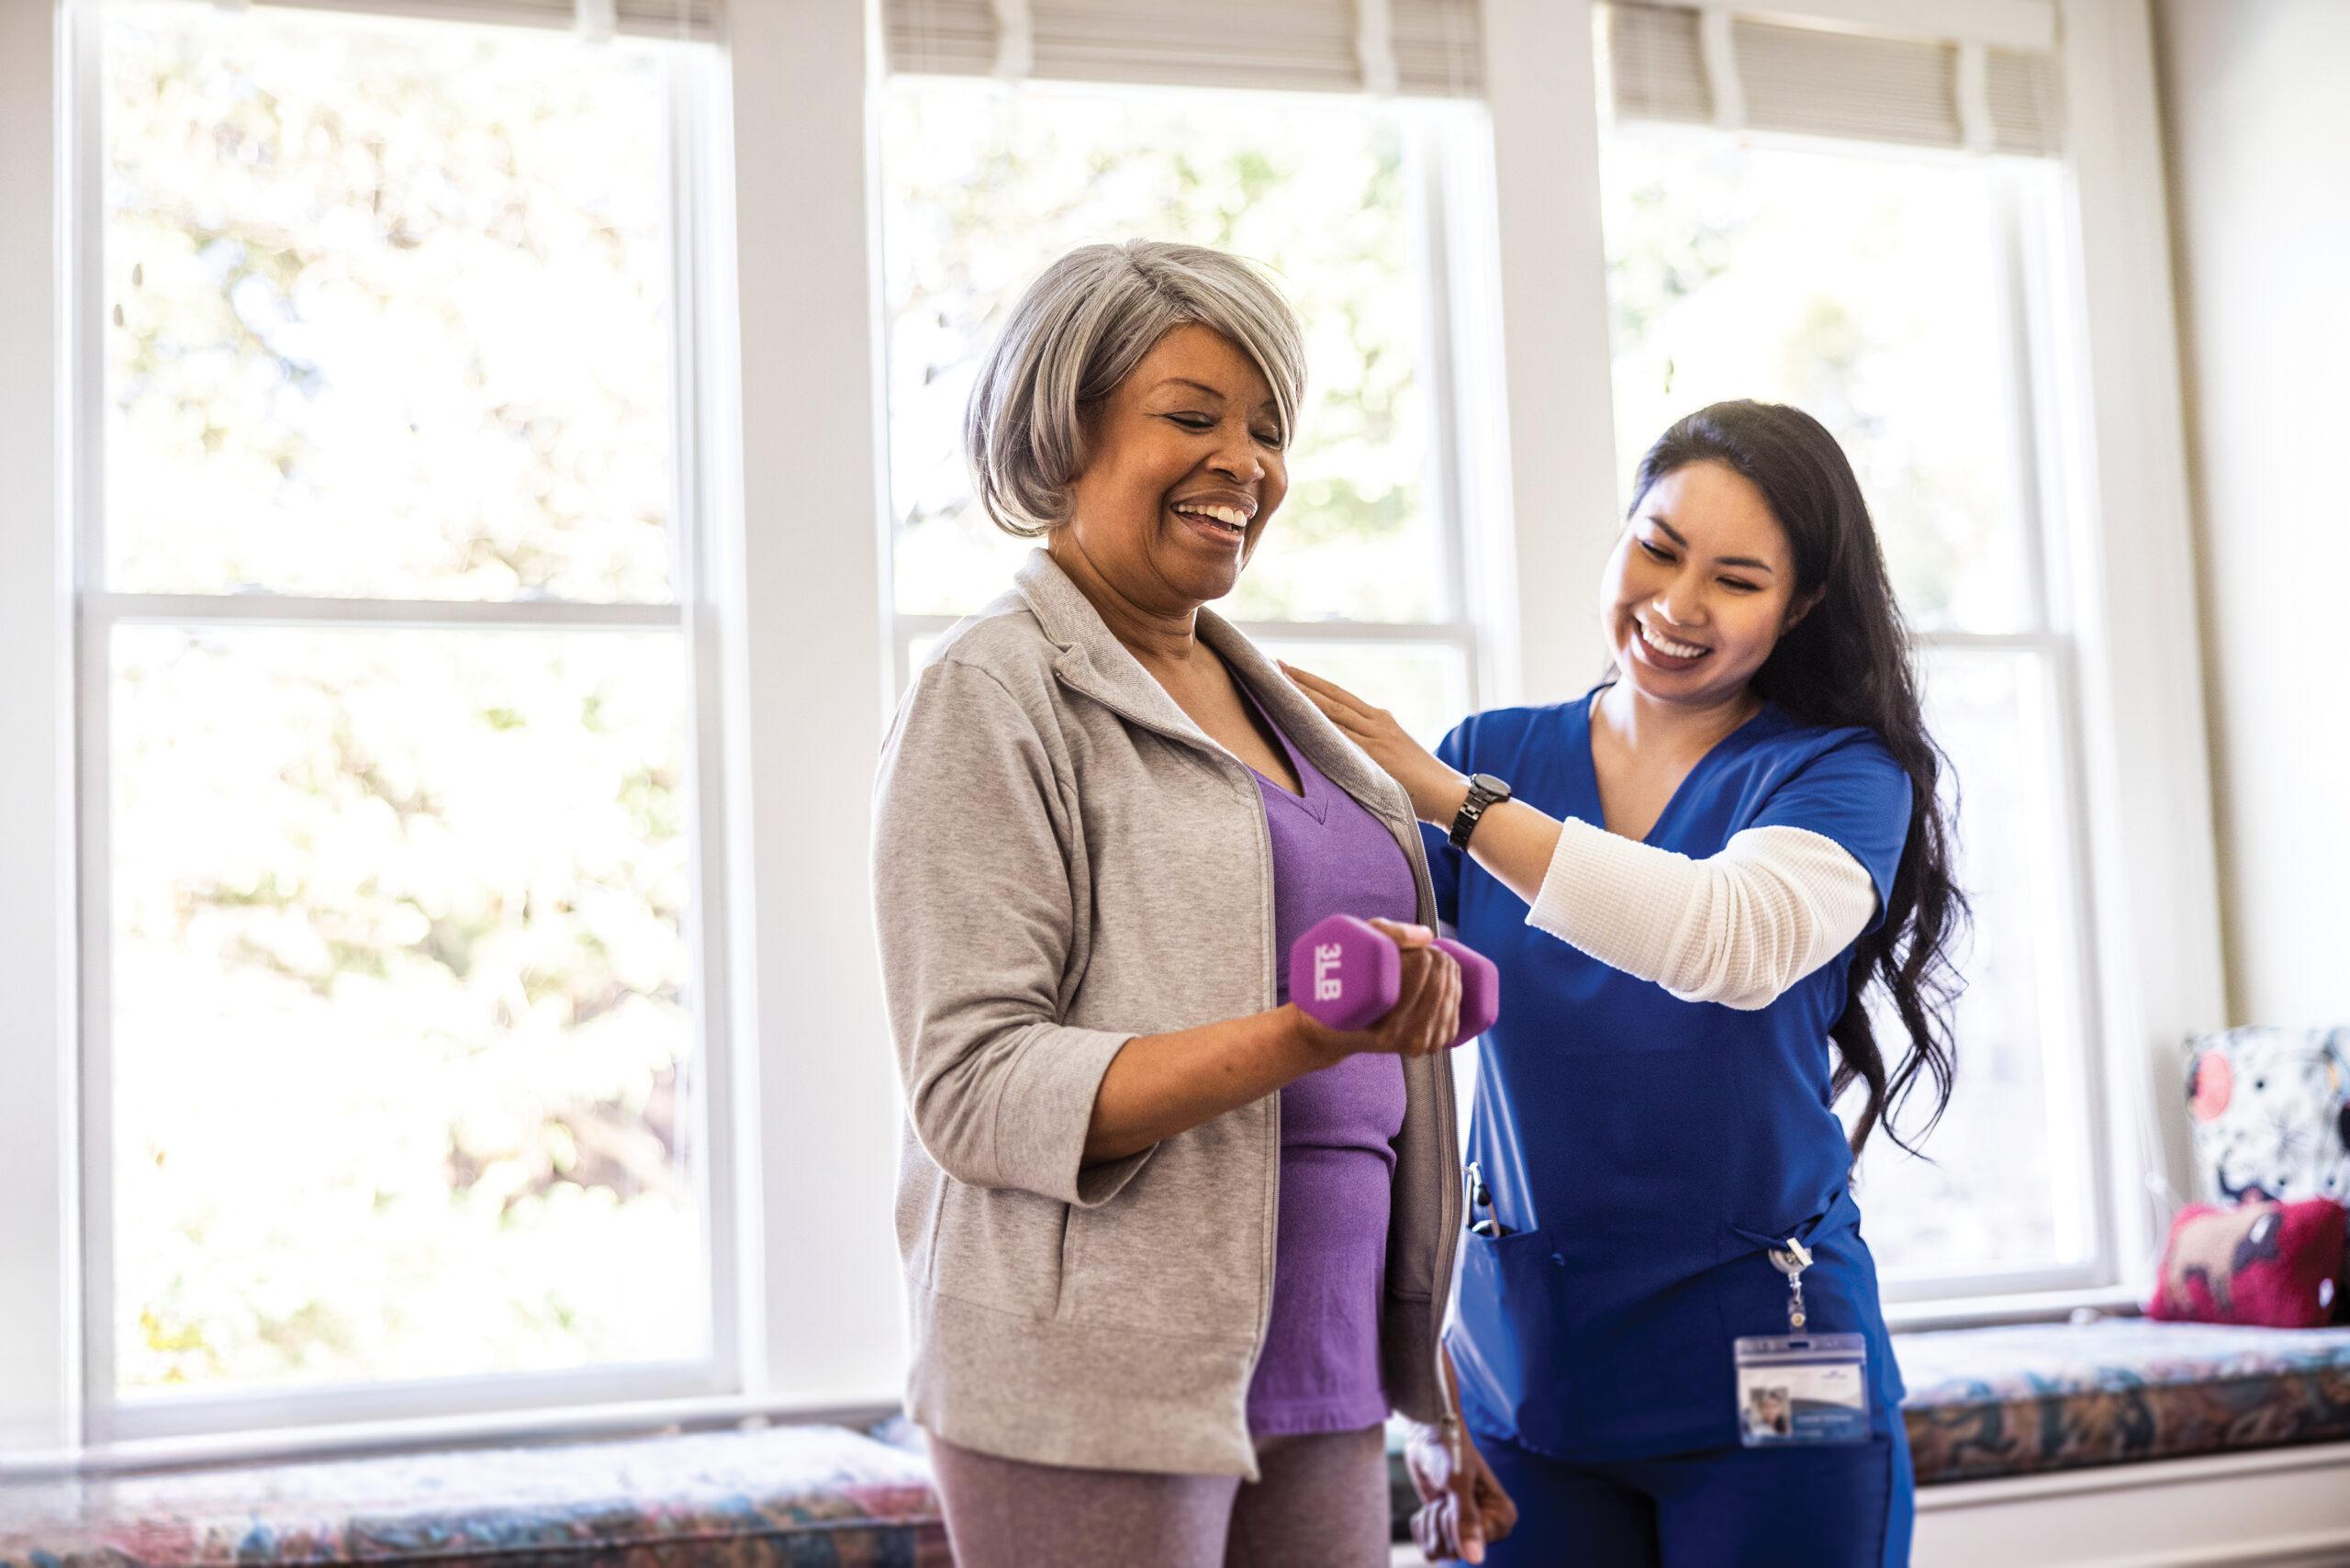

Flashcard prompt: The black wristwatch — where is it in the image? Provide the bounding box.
[1449,772,1513,850]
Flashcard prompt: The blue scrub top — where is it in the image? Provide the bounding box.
[1425,687,1914,1462]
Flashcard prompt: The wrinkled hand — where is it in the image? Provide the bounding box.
[1281,662,1467,827]
[1296,918,1461,1063]
[1404,1420,1517,1563]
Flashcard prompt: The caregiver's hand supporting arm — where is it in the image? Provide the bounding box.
[1282,664,1878,1011]
[1082,918,1460,1164]
[1279,662,1566,902]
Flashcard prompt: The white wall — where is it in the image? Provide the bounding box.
[2156,0,2350,1028]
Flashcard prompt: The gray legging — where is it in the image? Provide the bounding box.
[926,1424,1393,1568]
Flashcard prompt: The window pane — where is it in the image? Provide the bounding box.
[1598,131,2048,634]
[109,626,705,1393]
[881,81,1449,623]
[1852,649,2095,1280]
[103,4,677,602]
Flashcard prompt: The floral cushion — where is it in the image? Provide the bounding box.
[1898,1317,2350,1484]
[2184,1025,2350,1206]
[0,1423,947,1568]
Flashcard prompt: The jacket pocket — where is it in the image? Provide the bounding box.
[929,1180,1069,1319]
[1054,1197,1080,1319]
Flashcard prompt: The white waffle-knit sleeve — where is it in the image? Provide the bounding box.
[1524,820,1880,1010]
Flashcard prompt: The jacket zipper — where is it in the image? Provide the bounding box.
[1049,660,1462,1418]
[1047,664,1288,1377]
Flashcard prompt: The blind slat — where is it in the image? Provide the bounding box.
[1607,3,1711,126]
[1735,17,1960,149]
[882,0,1484,97]
[1603,1,2061,157]
[1986,46,2065,155]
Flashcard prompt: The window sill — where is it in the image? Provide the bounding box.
[0,1391,901,1484]
[1886,1283,2144,1334]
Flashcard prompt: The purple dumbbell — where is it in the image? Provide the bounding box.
[1289,913,1500,1048]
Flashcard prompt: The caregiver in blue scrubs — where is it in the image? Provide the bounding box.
[1287,401,1965,1567]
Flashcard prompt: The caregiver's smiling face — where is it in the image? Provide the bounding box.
[1058,323,1290,612]
[1601,458,1806,709]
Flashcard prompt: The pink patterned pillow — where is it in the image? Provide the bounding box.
[2149,1197,2347,1327]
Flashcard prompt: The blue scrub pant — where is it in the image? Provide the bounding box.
[1471,1416,1915,1568]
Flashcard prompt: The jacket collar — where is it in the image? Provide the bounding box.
[1013,549,1415,824]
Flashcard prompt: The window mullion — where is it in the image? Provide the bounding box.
[665,43,745,1400]
[1406,113,1473,642]
[1993,168,2059,635]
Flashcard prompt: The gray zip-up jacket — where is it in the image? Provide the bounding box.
[871,550,1463,1478]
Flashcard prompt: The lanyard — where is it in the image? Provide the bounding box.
[1767,1237,1813,1331]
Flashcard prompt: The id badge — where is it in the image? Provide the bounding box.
[1732,1333,1871,1447]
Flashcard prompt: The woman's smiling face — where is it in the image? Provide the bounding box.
[1060,323,1289,610]
[1600,458,1807,708]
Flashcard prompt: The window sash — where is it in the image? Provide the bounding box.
[68,6,744,1441]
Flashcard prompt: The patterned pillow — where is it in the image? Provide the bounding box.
[2147,1197,2346,1327]
[2183,1025,2350,1204]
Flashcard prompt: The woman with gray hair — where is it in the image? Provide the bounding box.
[873,240,1514,1565]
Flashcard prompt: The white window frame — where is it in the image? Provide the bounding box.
[64,0,747,1443]
[4,0,912,1476]
[0,0,80,1473]
[1582,117,2121,1301]
[1481,0,2225,1318]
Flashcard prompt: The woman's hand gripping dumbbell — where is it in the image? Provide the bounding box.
[1288,913,1501,1061]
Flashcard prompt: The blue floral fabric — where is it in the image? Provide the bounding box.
[0,1424,947,1568]
[1898,1317,2350,1484]
[14,1322,2350,1565]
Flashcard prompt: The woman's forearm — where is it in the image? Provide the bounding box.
[1429,780,1565,907]
[1443,780,1879,1008]
[1082,1005,1337,1164]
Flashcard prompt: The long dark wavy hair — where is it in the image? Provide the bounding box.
[1628,400,1968,1159]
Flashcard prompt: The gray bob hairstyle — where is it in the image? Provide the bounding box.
[963,240,1308,538]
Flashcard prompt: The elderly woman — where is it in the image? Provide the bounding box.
[873,241,1505,1567]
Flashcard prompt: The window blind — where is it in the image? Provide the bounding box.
[882,0,1484,98]
[215,0,719,44]
[1604,1,2062,156]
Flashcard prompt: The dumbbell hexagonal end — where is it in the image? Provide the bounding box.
[1290,913,1400,1034]
[1433,937,1500,1047]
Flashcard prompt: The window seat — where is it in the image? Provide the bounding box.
[1897,1317,2350,1484]
[8,1320,2347,1568]
[0,1422,948,1568]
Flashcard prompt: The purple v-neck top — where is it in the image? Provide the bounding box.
[1239,689,1416,1436]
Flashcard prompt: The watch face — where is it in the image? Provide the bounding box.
[1470,773,1510,800]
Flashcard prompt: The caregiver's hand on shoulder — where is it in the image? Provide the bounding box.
[1293,918,1462,1064]
[1405,1420,1517,1564]
[1281,662,1469,827]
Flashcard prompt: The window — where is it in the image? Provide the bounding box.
[81,0,728,1429]
[1592,3,2105,1294]
[877,76,1489,745]
[0,0,2212,1467]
